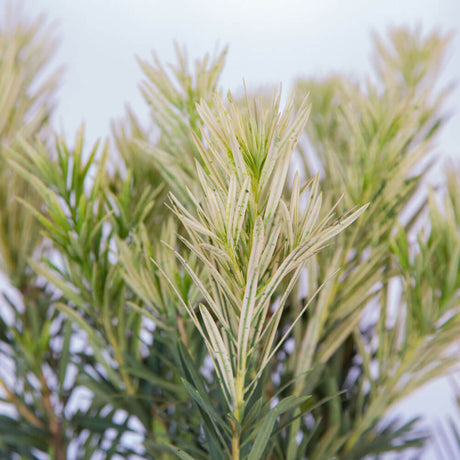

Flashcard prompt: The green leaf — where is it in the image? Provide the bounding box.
[248,396,310,460]
[200,305,236,404]
[144,441,197,460]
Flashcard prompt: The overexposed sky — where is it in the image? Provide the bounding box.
[14,1,460,458]
[21,0,460,164]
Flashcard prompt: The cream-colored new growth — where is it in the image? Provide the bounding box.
[166,88,367,432]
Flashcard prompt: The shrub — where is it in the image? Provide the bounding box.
[1,7,459,460]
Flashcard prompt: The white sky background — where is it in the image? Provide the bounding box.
[20,0,460,163]
[11,0,460,458]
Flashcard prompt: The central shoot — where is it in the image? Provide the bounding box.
[164,89,366,459]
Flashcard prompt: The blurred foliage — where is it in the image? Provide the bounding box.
[1,5,459,460]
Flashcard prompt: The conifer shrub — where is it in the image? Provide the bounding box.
[1,6,459,460]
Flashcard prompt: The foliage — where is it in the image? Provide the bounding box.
[0,6,459,460]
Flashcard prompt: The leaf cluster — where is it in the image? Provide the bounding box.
[0,7,459,460]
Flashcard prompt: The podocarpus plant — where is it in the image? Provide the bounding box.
[1,6,459,459]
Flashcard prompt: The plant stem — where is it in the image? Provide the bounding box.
[231,372,245,460]
[231,424,240,460]
[40,371,66,460]
[0,377,45,430]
